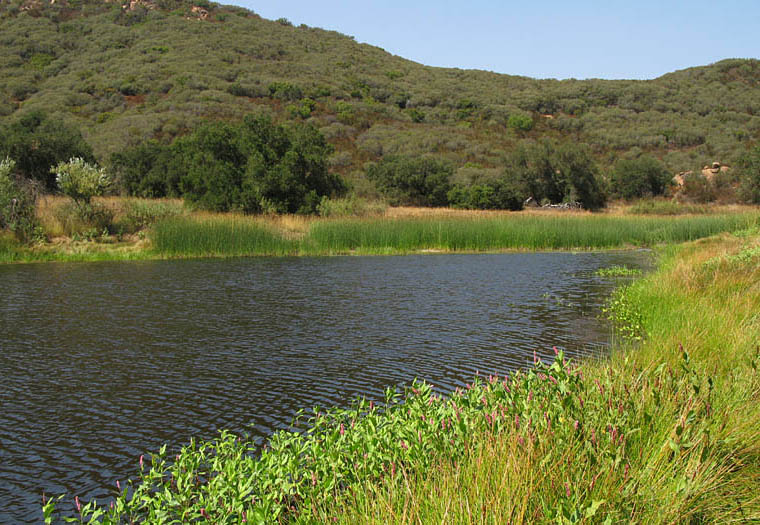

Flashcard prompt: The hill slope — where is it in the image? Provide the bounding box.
[1,0,759,192]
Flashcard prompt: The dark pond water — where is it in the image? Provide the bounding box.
[0,251,651,522]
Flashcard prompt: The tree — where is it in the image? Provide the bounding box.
[52,158,111,207]
[0,111,95,190]
[174,115,344,214]
[611,155,671,199]
[556,143,606,210]
[110,141,179,198]
[0,158,39,242]
[738,146,760,204]
[503,139,605,210]
[367,156,453,207]
[447,180,524,210]
[505,139,565,204]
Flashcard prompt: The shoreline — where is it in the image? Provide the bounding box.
[3,208,757,265]
[42,228,760,523]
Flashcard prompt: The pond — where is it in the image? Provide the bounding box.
[0,251,651,522]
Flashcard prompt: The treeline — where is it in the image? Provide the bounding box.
[2,109,760,239]
[111,114,345,214]
[1,0,759,194]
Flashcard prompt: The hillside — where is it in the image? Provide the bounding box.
[1,0,759,198]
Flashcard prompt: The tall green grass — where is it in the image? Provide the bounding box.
[150,215,296,257]
[324,231,760,523]
[307,214,760,253]
[6,211,760,263]
[627,199,711,215]
[0,233,21,262]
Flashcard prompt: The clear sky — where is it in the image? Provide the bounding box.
[234,0,759,80]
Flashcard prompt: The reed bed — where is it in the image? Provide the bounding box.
[306,213,760,253]
[150,215,296,257]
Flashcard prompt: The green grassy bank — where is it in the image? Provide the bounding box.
[154,212,759,257]
[3,209,759,264]
[44,228,760,523]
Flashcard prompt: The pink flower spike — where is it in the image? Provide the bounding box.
[139,455,144,469]
[75,496,81,513]
[553,346,559,356]
[116,480,121,491]
[565,482,570,498]
[573,420,579,431]
[339,423,345,436]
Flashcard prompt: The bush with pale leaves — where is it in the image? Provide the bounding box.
[52,157,110,206]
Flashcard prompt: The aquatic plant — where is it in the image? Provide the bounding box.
[595,265,643,277]
[43,350,612,523]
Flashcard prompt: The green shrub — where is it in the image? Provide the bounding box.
[611,155,672,199]
[738,146,760,204]
[447,181,524,210]
[367,156,453,207]
[507,113,534,132]
[505,139,606,210]
[110,141,180,198]
[52,157,111,206]
[119,199,184,233]
[0,157,39,242]
[0,111,94,190]
[316,196,387,217]
[176,115,345,214]
[678,173,716,203]
[54,200,115,237]
[52,158,114,235]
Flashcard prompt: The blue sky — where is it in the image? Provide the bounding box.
[235,1,759,80]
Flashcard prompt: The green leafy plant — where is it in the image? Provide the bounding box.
[53,157,111,207]
[0,157,39,242]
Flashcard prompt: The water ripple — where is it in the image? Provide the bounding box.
[0,251,651,522]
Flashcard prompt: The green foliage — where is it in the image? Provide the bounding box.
[118,198,184,233]
[505,139,606,210]
[447,180,524,210]
[112,116,344,214]
[0,2,758,207]
[0,157,39,242]
[41,352,611,523]
[507,113,534,132]
[0,111,95,190]
[679,173,717,204]
[268,81,303,101]
[307,214,758,253]
[595,265,643,277]
[53,157,111,206]
[316,195,387,217]
[367,156,453,206]
[110,140,179,198]
[54,200,115,237]
[628,199,710,215]
[738,145,760,204]
[151,215,296,256]
[175,115,344,214]
[556,142,607,210]
[611,155,672,199]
